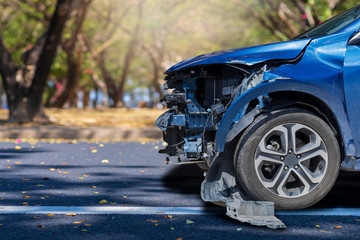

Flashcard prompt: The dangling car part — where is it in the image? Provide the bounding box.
[156,5,360,229]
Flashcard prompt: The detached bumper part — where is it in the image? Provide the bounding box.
[201,152,286,229]
[226,201,286,229]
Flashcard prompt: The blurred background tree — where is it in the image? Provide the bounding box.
[0,0,358,122]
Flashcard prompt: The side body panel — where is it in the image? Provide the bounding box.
[343,37,360,157]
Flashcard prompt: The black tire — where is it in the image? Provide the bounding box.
[234,108,340,209]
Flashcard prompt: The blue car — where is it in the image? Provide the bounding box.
[156,5,360,211]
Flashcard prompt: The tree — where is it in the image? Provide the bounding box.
[0,0,74,122]
[53,0,92,108]
[230,0,357,40]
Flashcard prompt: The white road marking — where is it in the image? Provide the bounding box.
[0,206,359,216]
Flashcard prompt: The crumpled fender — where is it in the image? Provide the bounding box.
[214,80,355,157]
[165,39,311,74]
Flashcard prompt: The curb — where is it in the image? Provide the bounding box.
[0,126,162,140]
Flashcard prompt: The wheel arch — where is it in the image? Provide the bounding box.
[215,80,355,159]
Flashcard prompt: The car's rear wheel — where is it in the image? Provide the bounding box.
[234,108,340,209]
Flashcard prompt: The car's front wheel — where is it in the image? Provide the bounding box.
[234,108,340,209]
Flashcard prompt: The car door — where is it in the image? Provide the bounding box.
[343,31,360,156]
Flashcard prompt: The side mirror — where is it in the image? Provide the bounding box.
[349,31,360,46]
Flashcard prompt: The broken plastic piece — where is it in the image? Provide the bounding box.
[226,201,286,229]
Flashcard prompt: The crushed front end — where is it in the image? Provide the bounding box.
[156,64,286,229]
[156,65,242,166]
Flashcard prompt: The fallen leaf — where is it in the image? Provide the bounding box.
[23,178,30,181]
[7,166,11,169]
[154,146,159,149]
[62,162,67,165]
[83,175,89,177]
[85,224,91,227]
[50,168,56,171]
[15,146,22,150]
[315,225,320,228]
[63,172,69,174]
[146,220,159,223]
[14,162,21,164]
[155,223,159,226]
[110,202,117,204]
[23,196,30,198]
[170,227,175,230]
[65,213,77,216]
[165,215,173,219]
[78,177,84,180]
[74,220,86,224]
[46,214,54,216]
[186,220,194,224]
[101,160,109,164]
[99,144,104,147]
[92,150,98,153]
[81,229,88,232]
[176,238,182,240]
[140,170,144,173]
[37,225,45,228]
[22,191,27,194]
[40,162,45,165]
[334,226,342,229]
[237,228,242,231]
[162,142,167,146]
[122,196,127,198]
[99,200,108,204]
[90,186,96,188]
[37,184,44,187]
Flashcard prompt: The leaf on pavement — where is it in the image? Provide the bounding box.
[46,214,54,216]
[237,228,242,231]
[23,196,30,198]
[37,184,44,187]
[65,213,77,216]
[15,146,22,150]
[85,224,91,227]
[81,229,88,232]
[92,149,98,153]
[186,220,194,224]
[93,192,99,194]
[37,225,45,228]
[14,162,21,164]
[170,227,175,230]
[146,220,159,223]
[315,225,320,228]
[50,168,56,171]
[99,200,108,204]
[334,226,342,229]
[74,220,86,224]
[90,186,96,188]
[101,160,109,164]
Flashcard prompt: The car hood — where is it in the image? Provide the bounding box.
[165,39,311,74]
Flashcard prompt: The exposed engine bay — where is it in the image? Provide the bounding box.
[156,64,265,164]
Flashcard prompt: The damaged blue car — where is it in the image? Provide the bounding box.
[156,4,360,228]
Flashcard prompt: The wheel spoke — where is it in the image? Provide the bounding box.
[262,166,288,189]
[299,144,327,161]
[285,124,299,153]
[292,167,314,193]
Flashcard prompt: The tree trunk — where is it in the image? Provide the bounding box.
[53,50,82,108]
[0,0,73,123]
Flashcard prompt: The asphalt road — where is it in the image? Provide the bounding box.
[0,140,359,239]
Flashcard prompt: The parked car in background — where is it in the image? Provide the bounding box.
[156,4,360,211]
